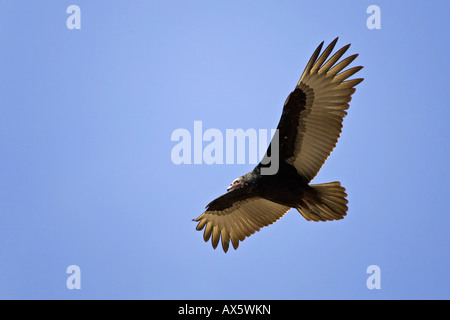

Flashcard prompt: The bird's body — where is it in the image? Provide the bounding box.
[208,162,308,212]
[194,38,363,252]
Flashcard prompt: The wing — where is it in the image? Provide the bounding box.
[193,189,291,252]
[268,37,363,182]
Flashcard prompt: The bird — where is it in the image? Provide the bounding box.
[193,37,363,252]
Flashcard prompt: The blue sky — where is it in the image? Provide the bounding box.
[0,1,449,299]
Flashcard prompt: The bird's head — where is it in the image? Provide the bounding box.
[227,176,244,192]
[227,170,258,192]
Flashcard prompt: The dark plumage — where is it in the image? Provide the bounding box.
[194,38,363,252]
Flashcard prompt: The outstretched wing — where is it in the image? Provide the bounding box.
[193,189,291,252]
[271,37,363,182]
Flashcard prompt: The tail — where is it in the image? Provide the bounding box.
[296,182,348,222]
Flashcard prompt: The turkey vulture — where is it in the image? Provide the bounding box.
[193,38,363,252]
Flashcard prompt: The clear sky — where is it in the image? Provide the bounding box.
[0,1,449,299]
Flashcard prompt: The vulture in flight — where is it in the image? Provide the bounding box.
[193,38,363,252]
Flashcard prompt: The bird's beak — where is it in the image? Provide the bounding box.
[227,178,242,192]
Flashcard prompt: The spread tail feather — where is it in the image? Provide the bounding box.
[296,182,348,222]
